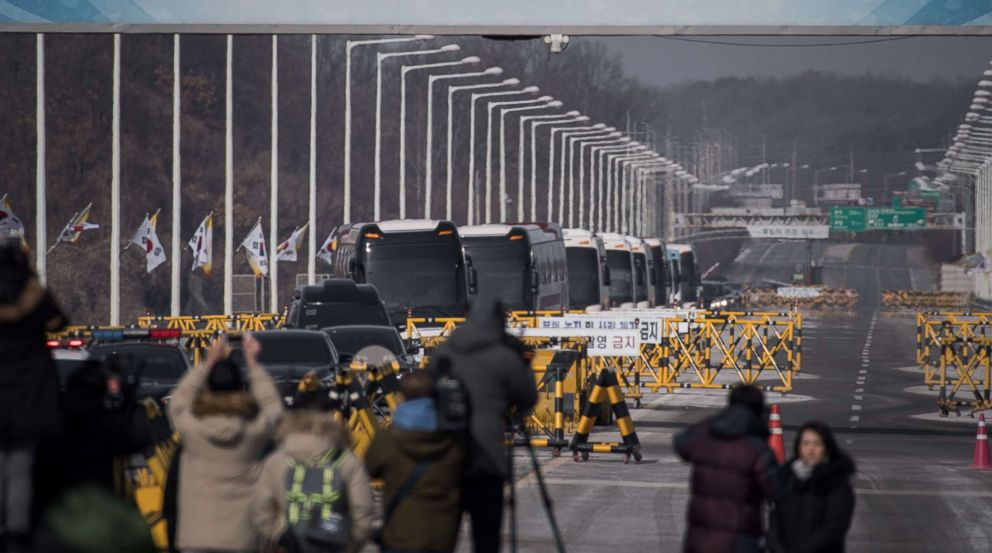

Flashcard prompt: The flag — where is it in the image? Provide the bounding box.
[317,229,337,266]
[0,195,27,250]
[276,223,308,263]
[239,219,268,277]
[128,211,167,273]
[48,203,99,254]
[188,213,213,276]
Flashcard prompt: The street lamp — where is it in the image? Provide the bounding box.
[552,125,607,224]
[623,156,662,235]
[469,86,538,223]
[529,114,587,221]
[344,35,433,223]
[594,144,640,231]
[484,94,547,222]
[519,111,581,220]
[588,141,639,231]
[445,78,516,221]
[374,43,460,220]
[399,56,479,219]
[612,152,655,233]
[497,99,560,221]
[425,66,503,219]
[565,129,621,227]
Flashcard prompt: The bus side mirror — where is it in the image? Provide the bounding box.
[602,265,612,286]
[529,269,540,293]
[649,267,658,286]
[468,268,479,295]
[347,259,357,279]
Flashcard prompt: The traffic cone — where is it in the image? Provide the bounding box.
[768,404,786,464]
[971,413,991,470]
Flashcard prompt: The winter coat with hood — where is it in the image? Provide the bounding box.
[167,357,283,552]
[0,276,66,443]
[365,397,466,553]
[426,299,537,479]
[674,404,787,553]
[252,409,374,553]
[769,455,856,553]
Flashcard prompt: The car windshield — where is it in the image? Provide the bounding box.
[89,346,187,381]
[463,237,528,310]
[567,248,600,309]
[324,328,404,357]
[606,250,633,302]
[298,303,389,329]
[252,334,335,366]
[364,238,463,312]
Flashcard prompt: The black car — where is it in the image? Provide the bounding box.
[228,329,340,401]
[322,325,417,368]
[87,342,191,402]
[284,279,392,330]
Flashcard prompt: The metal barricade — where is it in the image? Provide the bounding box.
[917,311,992,415]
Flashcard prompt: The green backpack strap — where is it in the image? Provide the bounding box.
[286,449,347,525]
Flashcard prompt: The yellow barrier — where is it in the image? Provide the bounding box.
[916,311,992,415]
[742,288,858,309]
[884,291,972,310]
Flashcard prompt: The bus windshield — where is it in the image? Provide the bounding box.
[463,238,529,310]
[567,248,601,309]
[606,250,633,303]
[364,239,463,315]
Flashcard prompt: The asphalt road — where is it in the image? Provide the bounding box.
[474,240,992,553]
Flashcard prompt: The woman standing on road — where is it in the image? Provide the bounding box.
[770,422,856,553]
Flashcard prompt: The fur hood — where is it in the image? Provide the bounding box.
[277,409,350,462]
[192,390,260,420]
[0,278,44,323]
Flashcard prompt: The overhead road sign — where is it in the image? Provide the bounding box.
[746,225,830,240]
[830,206,926,232]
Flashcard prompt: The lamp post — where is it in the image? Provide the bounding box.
[527,114,586,222]
[551,125,606,224]
[608,151,654,232]
[425,67,504,219]
[446,78,517,222]
[585,140,638,231]
[469,86,538,224]
[564,130,621,228]
[595,145,647,232]
[815,166,838,187]
[491,97,552,222]
[344,35,432,224]
[478,91,543,222]
[616,154,659,233]
[374,43,460,220]
[398,55,479,219]
[496,99,561,221]
[517,111,579,221]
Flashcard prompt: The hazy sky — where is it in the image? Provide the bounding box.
[594,36,992,88]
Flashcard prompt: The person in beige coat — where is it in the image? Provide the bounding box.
[168,336,283,553]
[252,400,373,553]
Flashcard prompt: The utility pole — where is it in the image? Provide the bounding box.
[848,145,854,184]
[791,140,798,206]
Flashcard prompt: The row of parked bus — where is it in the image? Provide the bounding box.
[288,219,699,329]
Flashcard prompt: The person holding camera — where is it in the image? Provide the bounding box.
[0,240,66,547]
[168,336,284,553]
[426,299,537,553]
[365,371,465,553]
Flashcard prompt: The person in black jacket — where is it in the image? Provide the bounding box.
[0,240,65,547]
[770,421,856,553]
[426,299,538,553]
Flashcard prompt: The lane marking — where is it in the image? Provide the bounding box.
[849,415,860,422]
[852,405,862,411]
[859,369,868,374]
[854,395,863,401]
[855,388,864,393]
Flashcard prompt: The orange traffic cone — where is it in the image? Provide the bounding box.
[971,413,991,470]
[768,404,786,464]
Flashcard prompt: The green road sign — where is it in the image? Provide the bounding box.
[866,207,927,230]
[830,207,867,231]
[830,206,927,232]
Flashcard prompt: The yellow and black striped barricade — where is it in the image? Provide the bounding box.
[659,311,799,394]
[568,368,642,464]
[916,312,992,415]
[124,398,180,550]
[333,368,381,457]
[522,349,586,456]
[404,317,465,354]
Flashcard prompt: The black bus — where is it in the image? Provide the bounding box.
[563,228,610,311]
[331,220,476,324]
[459,224,568,312]
[598,232,636,307]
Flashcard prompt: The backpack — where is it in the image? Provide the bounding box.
[432,356,471,433]
[280,449,351,553]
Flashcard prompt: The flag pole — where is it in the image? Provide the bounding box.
[171,33,182,317]
[110,33,121,326]
[224,34,234,317]
[36,33,46,285]
[269,34,279,315]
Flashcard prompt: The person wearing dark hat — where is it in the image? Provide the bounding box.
[168,336,284,553]
[0,239,65,547]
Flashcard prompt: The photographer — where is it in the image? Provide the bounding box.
[168,335,283,553]
[426,299,537,553]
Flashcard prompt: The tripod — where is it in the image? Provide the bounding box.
[506,415,566,553]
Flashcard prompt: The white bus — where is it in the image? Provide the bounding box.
[598,232,636,308]
[563,228,610,312]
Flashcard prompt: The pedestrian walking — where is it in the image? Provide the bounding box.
[252,386,373,553]
[365,371,465,553]
[426,299,537,553]
[0,240,66,547]
[168,336,284,553]
[674,385,787,553]
[769,422,856,553]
